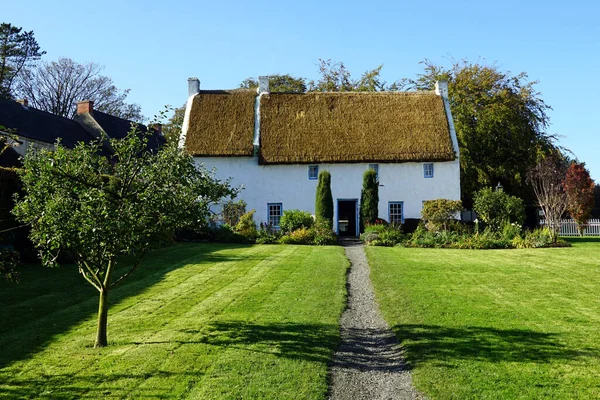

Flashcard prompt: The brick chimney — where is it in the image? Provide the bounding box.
[258,76,270,94]
[16,99,28,107]
[77,100,94,115]
[188,77,200,97]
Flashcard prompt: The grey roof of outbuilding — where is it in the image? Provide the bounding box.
[0,98,97,149]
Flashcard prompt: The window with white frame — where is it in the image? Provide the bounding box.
[368,163,379,179]
[267,203,282,227]
[308,165,318,180]
[389,202,403,225]
[424,163,434,178]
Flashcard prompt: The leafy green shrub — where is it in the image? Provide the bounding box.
[473,188,525,231]
[359,169,378,231]
[501,222,522,241]
[279,209,314,234]
[256,222,282,244]
[0,248,20,283]
[222,199,247,226]
[279,227,315,245]
[362,224,406,246]
[512,227,569,248]
[214,224,247,243]
[315,170,333,225]
[377,226,406,246]
[421,199,463,232]
[235,210,257,240]
[312,219,337,245]
[360,231,380,244]
[364,220,387,234]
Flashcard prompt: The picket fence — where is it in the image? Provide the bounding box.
[539,219,600,236]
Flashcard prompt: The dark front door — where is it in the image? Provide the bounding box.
[337,200,357,237]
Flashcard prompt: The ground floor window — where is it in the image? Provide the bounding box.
[267,203,282,227]
[388,202,403,225]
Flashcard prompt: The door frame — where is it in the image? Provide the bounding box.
[336,198,359,237]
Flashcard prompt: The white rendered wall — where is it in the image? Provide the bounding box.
[196,156,461,232]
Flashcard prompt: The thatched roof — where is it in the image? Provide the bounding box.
[184,90,455,163]
[184,89,256,157]
[259,92,455,164]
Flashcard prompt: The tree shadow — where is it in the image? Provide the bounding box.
[0,370,201,399]
[0,243,254,369]
[391,324,599,367]
[133,320,340,364]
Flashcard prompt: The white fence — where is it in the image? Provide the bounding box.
[540,219,600,236]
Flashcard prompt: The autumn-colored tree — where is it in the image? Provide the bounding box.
[563,162,595,235]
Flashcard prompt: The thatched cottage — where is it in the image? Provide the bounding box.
[179,77,461,236]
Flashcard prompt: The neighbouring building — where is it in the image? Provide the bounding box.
[0,98,164,157]
[179,77,461,236]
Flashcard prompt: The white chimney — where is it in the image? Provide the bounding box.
[258,76,270,94]
[188,77,200,97]
[435,80,449,97]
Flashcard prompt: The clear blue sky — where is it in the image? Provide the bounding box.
[6,0,600,180]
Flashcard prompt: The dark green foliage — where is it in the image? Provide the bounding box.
[473,188,525,231]
[409,60,556,206]
[404,225,567,249]
[13,129,236,346]
[0,22,45,99]
[0,248,20,282]
[234,210,257,240]
[222,199,247,226]
[360,169,379,232]
[240,74,307,93]
[421,199,463,232]
[361,224,405,247]
[256,222,282,244]
[278,219,337,246]
[315,170,333,224]
[279,209,314,234]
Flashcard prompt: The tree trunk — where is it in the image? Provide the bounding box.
[95,287,109,347]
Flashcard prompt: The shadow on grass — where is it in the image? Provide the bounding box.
[0,370,200,399]
[133,320,340,364]
[392,324,599,367]
[0,243,253,369]
[563,237,600,243]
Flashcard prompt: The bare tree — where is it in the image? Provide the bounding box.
[527,152,569,242]
[16,57,142,121]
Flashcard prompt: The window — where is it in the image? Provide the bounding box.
[308,165,318,180]
[388,202,403,225]
[424,163,434,178]
[267,203,282,227]
[368,163,379,179]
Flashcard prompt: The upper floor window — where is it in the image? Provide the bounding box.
[267,203,282,227]
[308,165,318,180]
[368,164,379,179]
[424,163,434,178]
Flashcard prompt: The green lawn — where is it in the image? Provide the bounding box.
[0,243,349,399]
[367,241,600,399]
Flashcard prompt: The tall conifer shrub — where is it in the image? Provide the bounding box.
[315,170,333,226]
[360,169,379,232]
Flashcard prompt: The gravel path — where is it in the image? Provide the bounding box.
[328,242,424,400]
